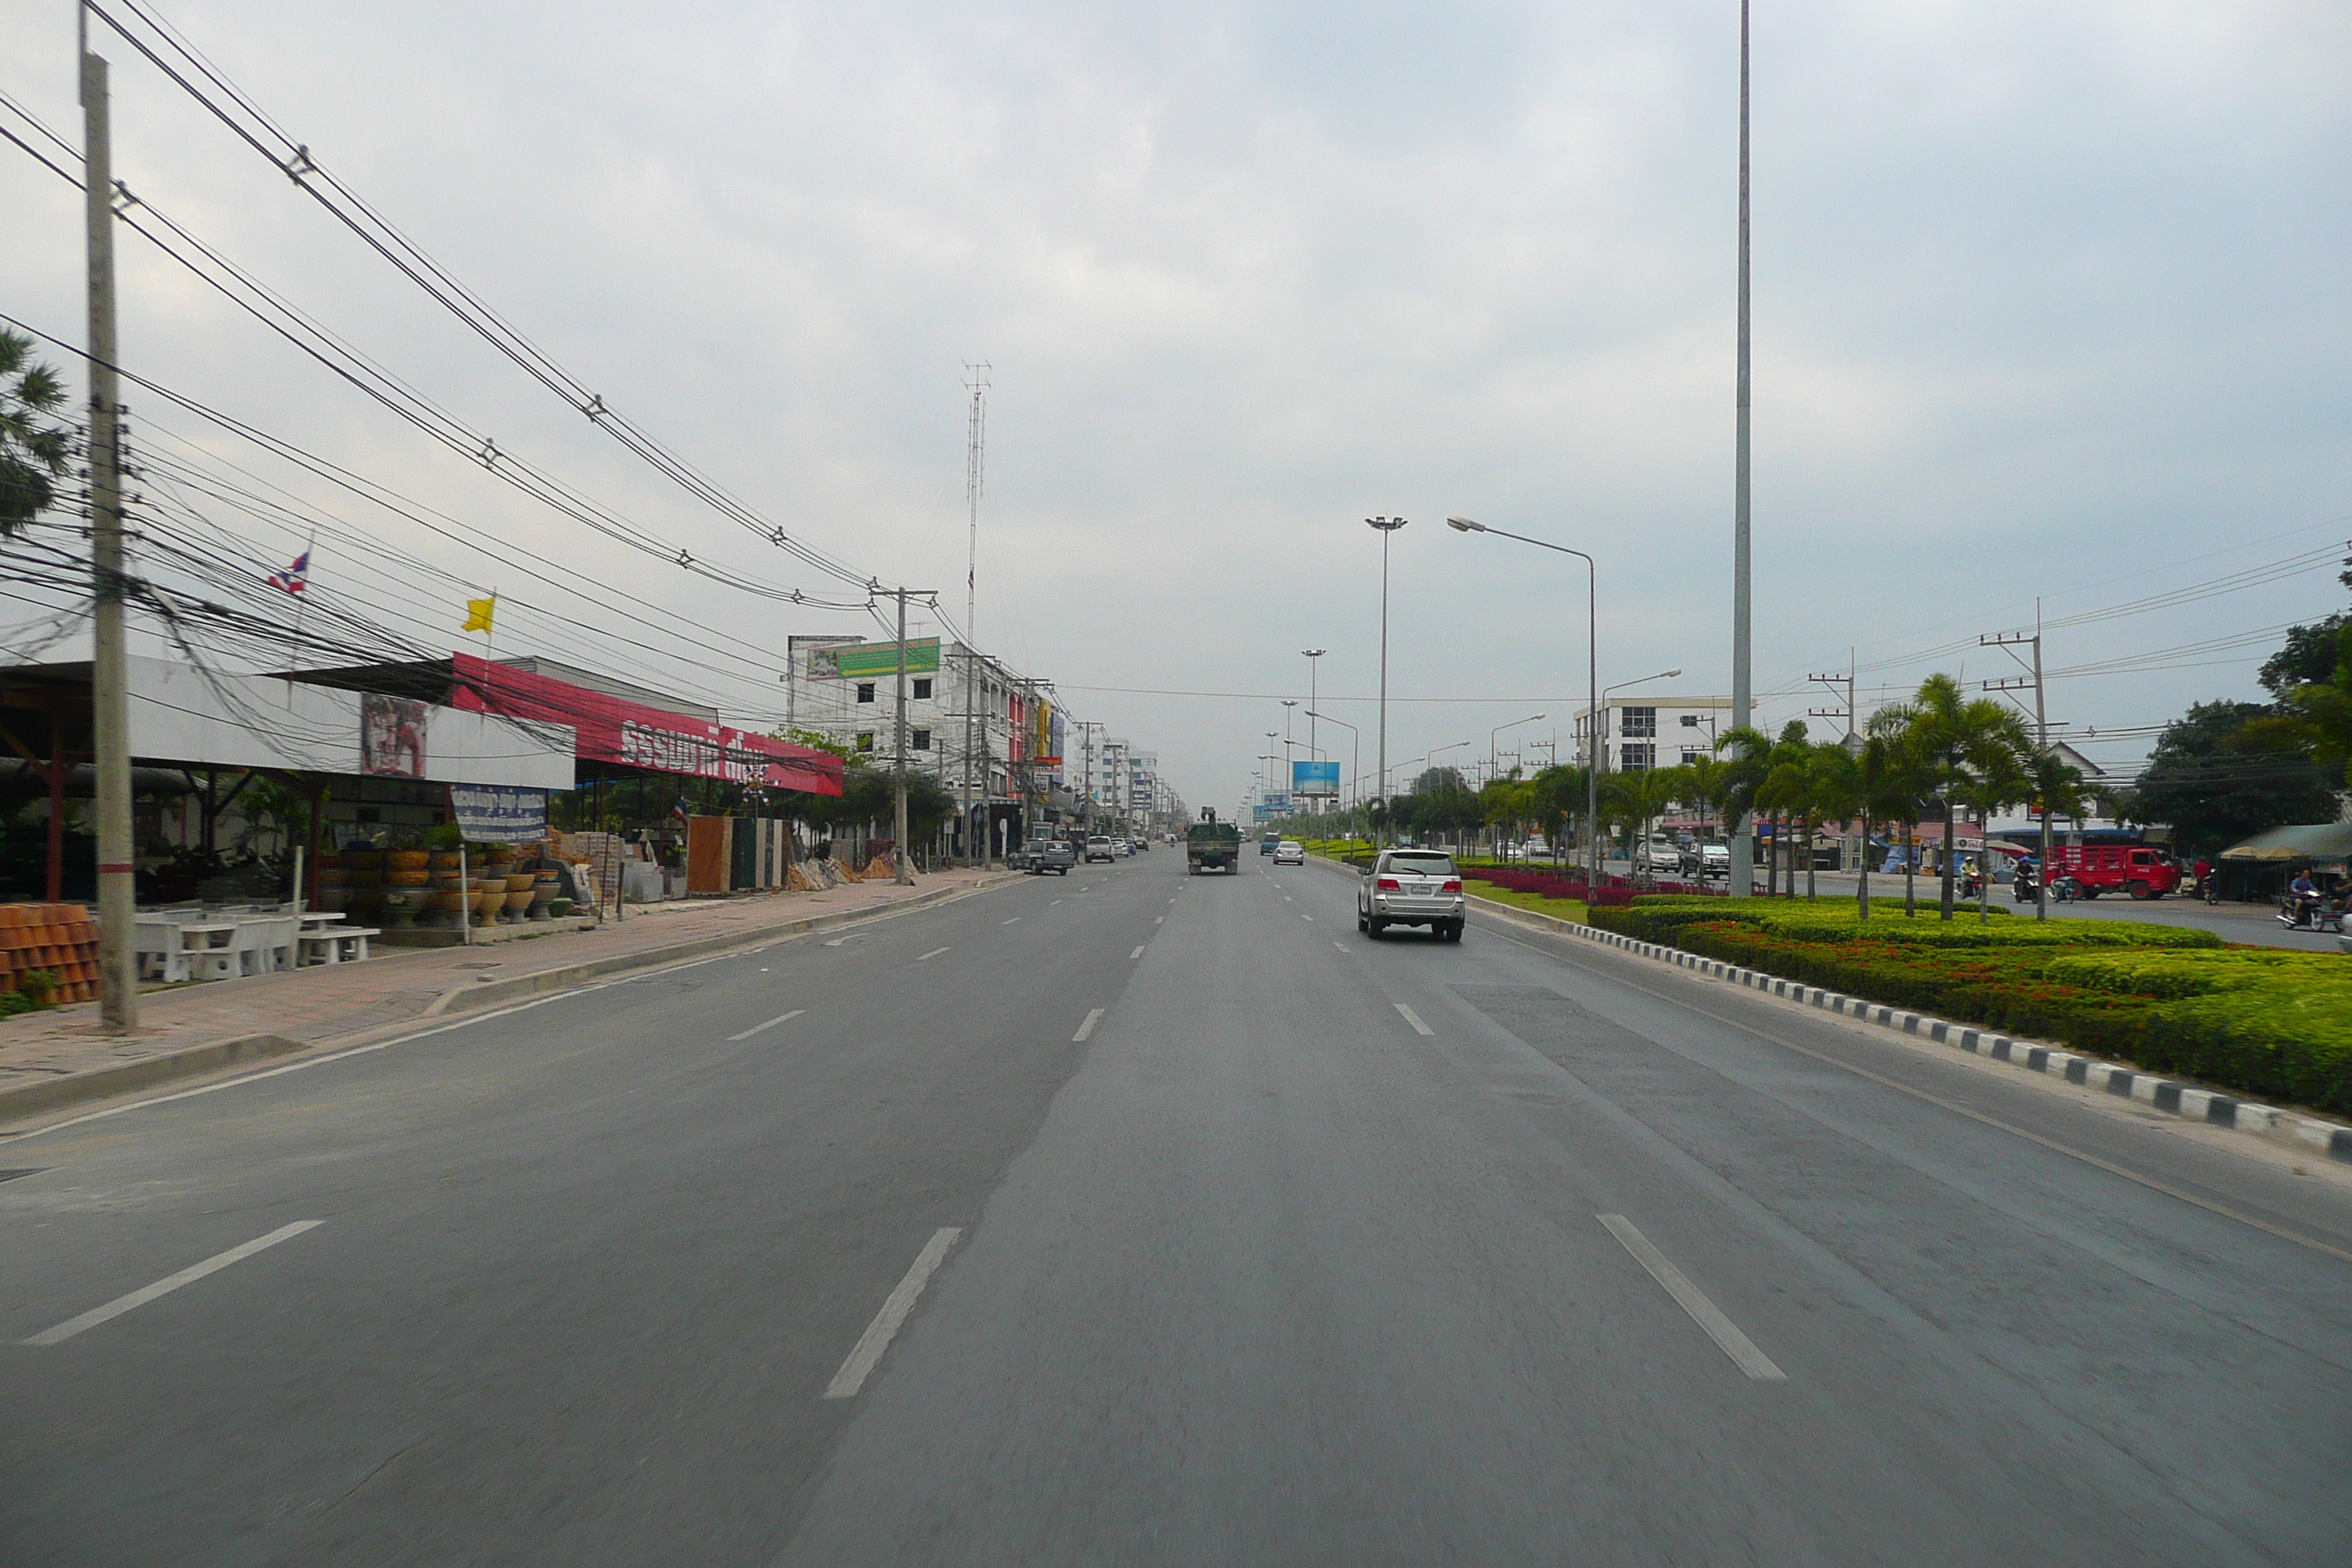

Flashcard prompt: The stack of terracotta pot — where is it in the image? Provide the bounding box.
[0,902,101,1004]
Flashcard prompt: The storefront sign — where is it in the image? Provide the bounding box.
[449,783,547,843]
[451,652,842,796]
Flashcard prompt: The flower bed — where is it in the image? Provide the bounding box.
[1586,897,2352,1113]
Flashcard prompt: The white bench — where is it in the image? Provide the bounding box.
[298,927,378,965]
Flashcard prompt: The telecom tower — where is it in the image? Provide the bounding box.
[962,362,990,862]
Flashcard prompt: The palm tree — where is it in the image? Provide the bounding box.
[1604,766,1679,881]
[1715,725,1776,892]
[1681,753,1731,865]
[1,329,71,539]
[1874,674,2033,921]
[2017,747,2090,919]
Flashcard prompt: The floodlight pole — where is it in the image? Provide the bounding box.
[1729,0,1756,897]
[1366,518,1407,840]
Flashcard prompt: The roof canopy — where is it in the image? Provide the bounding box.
[2217,821,2352,862]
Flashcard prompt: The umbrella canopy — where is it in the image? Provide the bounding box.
[2216,822,2352,862]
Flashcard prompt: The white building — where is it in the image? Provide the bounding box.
[1572,695,1740,772]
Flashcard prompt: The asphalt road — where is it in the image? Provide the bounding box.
[3,850,2348,1565]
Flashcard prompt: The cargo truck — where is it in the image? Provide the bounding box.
[1188,809,1242,875]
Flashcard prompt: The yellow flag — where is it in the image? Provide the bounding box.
[462,594,496,633]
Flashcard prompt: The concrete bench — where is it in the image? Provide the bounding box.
[297,927,378,965]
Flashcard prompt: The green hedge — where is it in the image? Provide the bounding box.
[1590,898,2349,1113]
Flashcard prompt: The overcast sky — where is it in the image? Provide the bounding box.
[4,0,2347,813]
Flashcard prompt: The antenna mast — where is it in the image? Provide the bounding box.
[962,362,990,862]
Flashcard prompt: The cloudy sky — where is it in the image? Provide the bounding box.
[4,0,2347,813]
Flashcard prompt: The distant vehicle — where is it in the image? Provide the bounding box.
[1085,834,1116,864]
[1028,840,1077,875]
[1637,834,1681,873]
[1131,837,1149,854]
[1273,840,1305,865]
[1260,832,1281,856]
[1358,849,1466,941]
[1114,839,1132,857]
[1005,843,1032,872]
[2042,843,2181,900]
[1697,843,1730,878]
[1188,811,1242,875]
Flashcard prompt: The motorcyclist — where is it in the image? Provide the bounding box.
[2013,855,2038,902]
[2285,869,2320,927]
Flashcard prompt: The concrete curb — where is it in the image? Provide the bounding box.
[0,1033,304,1123]
[1516,902,2352,1166]
[0,875,1014,1128]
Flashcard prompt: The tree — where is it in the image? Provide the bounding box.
[1873,674,2031,920]
[1714,725,1775,890]
[2133,701,2339,856]
[1,329,71,540]
[1809,734,1923,921]
[1604,766,1682,881]
[1678,753,1731,855]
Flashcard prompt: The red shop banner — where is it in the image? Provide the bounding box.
[450,652,843,796]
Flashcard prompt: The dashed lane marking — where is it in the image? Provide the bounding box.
[728,1008,804,1041]
[823,1228,962,1399]
[26,1221,324,1346]
[1130,944,1147,960]
[1394,1003,1434,1036]
[1074,1008,1105,1041]
[916,947,951,962]
[1599,1215,1787,1382]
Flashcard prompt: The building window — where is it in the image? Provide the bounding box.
[855,731,875,752]
[912,728,931,751]
[1681,747,1705,765]
[1621,706,1657,738]
[913,677,932,700]
[856,682,876,704]
[1680,713,1703,728]
[1620,742,1656,772]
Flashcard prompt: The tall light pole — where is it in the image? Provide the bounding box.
[1280,700,1298,804]
[1600,667,1682,872]
[1305,709,1358,817]
[1730,0,1755,897]
[1447,516,1600,885]
[1300,649,1324,812]
[1366,517,1407,837]
[1489,713,1546,778]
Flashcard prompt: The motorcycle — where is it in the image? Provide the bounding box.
[2277,893,2345,934]
[2013,867,2036,904]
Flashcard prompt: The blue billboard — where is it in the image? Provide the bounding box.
[1292,760,1340,797]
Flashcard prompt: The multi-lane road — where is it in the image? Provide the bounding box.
[4,851,2348,1564]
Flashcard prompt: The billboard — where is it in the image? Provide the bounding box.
[1262,793,1289,813]
[1292,760,1340,797]
[807,638,942,680]
[1253,803,1276,821]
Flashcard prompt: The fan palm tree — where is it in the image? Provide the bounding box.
[1874,674,2033,921]
[1,329,71,539]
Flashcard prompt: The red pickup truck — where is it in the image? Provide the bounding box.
[2043,844,2181,900]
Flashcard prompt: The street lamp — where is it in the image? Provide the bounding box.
[1489,712,1546,777]
[1280,701,1298,804]
[1301,650,1324,811]
[1305,709,1359,815]
[1447,515,1602,883]
[1599,667,1682,873]
[1366,517,1408,837]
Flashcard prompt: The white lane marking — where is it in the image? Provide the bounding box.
[1002,917,1022,924]
[26,1221,323,1346]
[1333,941,1345,951]
[823,1226,962,1399]
[728,1009,804,1041]
[1074,1008,1105,1041]
[823,932,868,948]
[1301,914,1313,922]
[1394,1003,1434,1036]
[916,947,951,962]
[1130,944,1147,960]
[1154,916,1164,924]
[1598,1215,1787,1382]
[1052,899,1063,906]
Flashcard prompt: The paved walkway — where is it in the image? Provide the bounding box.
[0,868,1015,1120]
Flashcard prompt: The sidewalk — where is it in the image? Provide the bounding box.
[0,868,1017,1127]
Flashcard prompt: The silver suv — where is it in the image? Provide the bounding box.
[1357,849,1466,942]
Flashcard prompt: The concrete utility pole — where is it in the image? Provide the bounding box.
[962,362,988,866]
[1366,517,1406,837]
[1982,612,2051,919]
[1729,0,1756,899]
[83,23,136,1030]
[1301,649,1323,811]
[889,589,931,886]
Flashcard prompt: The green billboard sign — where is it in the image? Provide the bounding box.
[811,638,941,680]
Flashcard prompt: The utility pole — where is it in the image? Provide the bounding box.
[83,19,137,1030]
[1806,653,1855,740]
[1982,614,2050,919]
[1728,0,1755,899]
[962,363,988,866]
[889,589,932,886]
[1301,649,1323,813]
[1366,517,1406,838]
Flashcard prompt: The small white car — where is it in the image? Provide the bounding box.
[1085,835,1115,864]
[1273,840,1305,865]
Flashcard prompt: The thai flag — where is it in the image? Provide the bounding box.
[265,550,311,595]
[672,797,691,825]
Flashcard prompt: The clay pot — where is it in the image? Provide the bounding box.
[339,848,381,871]
[474,887,505,921]
[379,888,423,928]
[346,869,382,889]
[385,868,431,888]
[502,889,535,921]
[504,872,538,894]
[428,889,467,913]
[315,887,351,913]
[429,851,462,872]
[548,899,573,919]
[317,867,351,889]
[386,850,430,872]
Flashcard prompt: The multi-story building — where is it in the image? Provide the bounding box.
[1572,695,1738,773]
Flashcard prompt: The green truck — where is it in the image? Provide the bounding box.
[1187,810,1242,875]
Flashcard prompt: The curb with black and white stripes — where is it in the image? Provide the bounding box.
[1477,895,2352,1165]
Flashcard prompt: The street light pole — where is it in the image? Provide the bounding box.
[1446,517,1600,886]
[1366,517,1407,839]
[1305,709,1358,821]
[1600,667,1683,872]
[1730,0,1755,898]
[1301,649,1324,811]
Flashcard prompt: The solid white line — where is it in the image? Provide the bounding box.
[823,1226,962,1399]
[1130,944,1147,960]
[727,1009,804,1041]
[916,947,951,962]
[1598,1215,1786,1382]
[1394,1003,1433,1036]
[26,1221,323,1346]
[1074,1008,1104,1041]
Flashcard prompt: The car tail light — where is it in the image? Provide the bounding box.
[1442,878,1462,892]
[1376,876,1401,891]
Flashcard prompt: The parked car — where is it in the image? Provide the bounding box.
[1085,835,1116,864]
[1273,840,1305,865]
[1028,840,1077,875]
[1357,849,1466,941]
